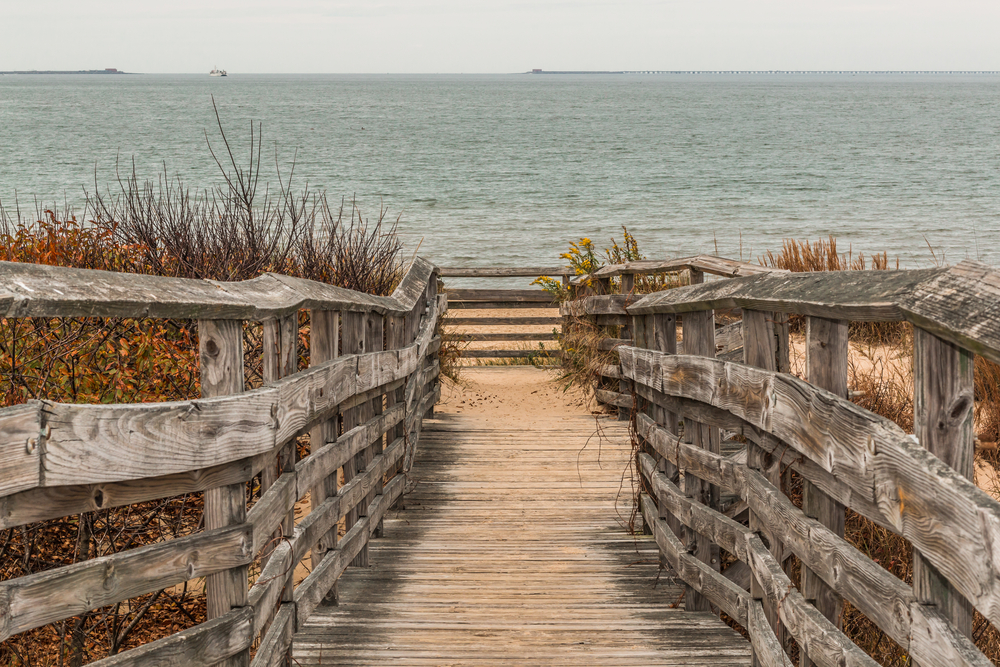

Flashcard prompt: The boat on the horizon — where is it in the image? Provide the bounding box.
[210,67,227,77]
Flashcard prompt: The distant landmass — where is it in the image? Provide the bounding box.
[527,69,1000,75]
[0,68,128,75]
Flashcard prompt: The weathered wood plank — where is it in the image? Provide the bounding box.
[452,332,559,341]
[30,302,440,490]
[624,345,1000,645]
[444,289,556,302]
[0,525,251,642]
[912,327,976,663]
[0,257,436,320]
[628,267,944,320]
[0,450,270,530]
[801,316,849,667]
[445,316,562,326]
[0,402,41,496]
[90,607,254,667]
[461,349,561,359]
[250,604,294,667]
[573,255,780,285]
[438,267,571,277]
[199,318,250,667]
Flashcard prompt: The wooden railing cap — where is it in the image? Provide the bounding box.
[0,256,436,320]
[570,254,784,286]
[627,259,1000,372]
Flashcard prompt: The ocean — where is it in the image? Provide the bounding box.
[2,73,999,276]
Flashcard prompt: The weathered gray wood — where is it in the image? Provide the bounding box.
[597,337,632,351]
[747,600,794,667]
[0,402,41,497]
[912,327,976,664]
[640,493,749,626]
[0,450,271,530]
[89,606,253,667]
[801,316,849,667]
[32,304,437,490]
[198,319,250,667]
[341,311,366,561]
[250,604,294,667]
[461,349,561,358]
[295,475,404,626]
[573,255,780,285]
[446,316,563,326]
[353,310,385,566]
[247,471,297,557]
[638,442,989,666]
[261,313,298,588]
[627,267,944,319]
[444,288,556,302]
[0,524,251,642]
[453,332,558,341]
[437,266,571,277]
[681,309,719,612]
[387,315,406,488]
[741,309,784,660]
[0,257,436,320]
[622,345,1000,637]
[900,260,1000,367]
[448,301,559,310]
[559,294,629,317]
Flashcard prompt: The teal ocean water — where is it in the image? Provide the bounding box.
[2,73,999,272]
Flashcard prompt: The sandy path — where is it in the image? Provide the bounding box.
[436,365,598,427]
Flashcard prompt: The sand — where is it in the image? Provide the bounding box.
[436,365,598,427]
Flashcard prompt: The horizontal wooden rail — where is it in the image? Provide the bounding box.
[570,254,782,286]
[0,257,434,320]
[438,267,571,278]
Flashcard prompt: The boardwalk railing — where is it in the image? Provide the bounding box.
[559,255,782,417]
[0,258,444,665]
[440,266,569,361]
[613,260,1000,667]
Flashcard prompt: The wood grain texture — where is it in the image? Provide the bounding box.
[198,318,250,667]
[89,606,254,667]
[623,345,1000,627]
[0,257,435,320]
[294,414,750,665]
[627,267,944,318]
[571,255,781,285]
[29,296,441,491]
[0,402,42,496]
[912,328,976,662]
[437,266,571,277]
[0,524,251,642]
[802,316,849,667]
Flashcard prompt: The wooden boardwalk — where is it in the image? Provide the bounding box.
[293,412,751,665]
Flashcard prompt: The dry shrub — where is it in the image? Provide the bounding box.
[0,114,405,665]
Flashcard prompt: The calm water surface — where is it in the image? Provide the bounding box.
[1,73,999,276]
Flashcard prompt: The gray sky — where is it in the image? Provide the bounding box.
[4,0,999,73]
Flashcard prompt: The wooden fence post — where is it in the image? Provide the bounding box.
[425,276,439,420]
[741,309,783,662]
[801,316,849,667]
[354,311,384,559]
[387,314,406,514]
[199,318,250,667]
[651,313,683,543]
[912,328,975,665]
[681,309,719,612]
[342,311,366,568]
[618,272,636,422]
[308,309,340,605]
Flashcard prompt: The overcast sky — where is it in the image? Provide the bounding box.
[3,0,999,73]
